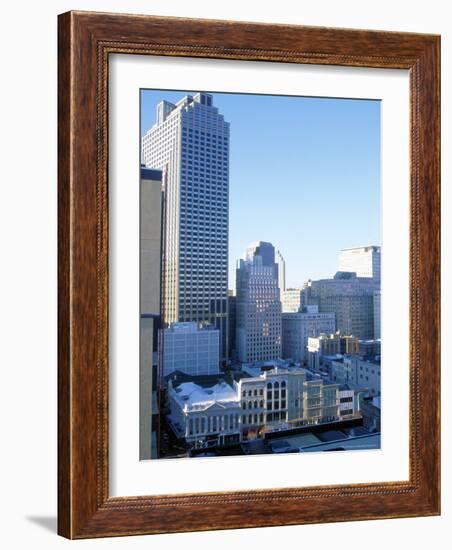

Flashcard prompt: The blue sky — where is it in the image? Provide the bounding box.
[141,90,381,289]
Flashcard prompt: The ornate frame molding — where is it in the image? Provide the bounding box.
[58,11,440,538]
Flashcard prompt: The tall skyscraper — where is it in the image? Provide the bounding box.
[142,93,230,362]
[338,245,381,280]
[236,241,282,363]
[276,249,286,292]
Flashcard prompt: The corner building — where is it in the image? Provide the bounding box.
[142,93,230,362]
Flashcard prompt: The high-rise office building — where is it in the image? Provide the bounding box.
[276,249,286,292]
[142,93,230,362]
[338,245,381,280]
[140,167,162,460]
[236,241,282,363]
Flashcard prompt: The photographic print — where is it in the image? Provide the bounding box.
[139,89,381,461]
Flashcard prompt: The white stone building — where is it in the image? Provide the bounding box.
[307,331,360,370]
[167,366,344,447]
[167,378,242,448]
[142,92,230,361]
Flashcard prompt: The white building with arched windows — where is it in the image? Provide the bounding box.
[166,365,353,449]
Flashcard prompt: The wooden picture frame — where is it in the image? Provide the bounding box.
[58,10,440,538]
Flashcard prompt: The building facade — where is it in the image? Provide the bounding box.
[328,354,381,396]
[281,288,303,313]
[162,322,220,377]
[167,367,345,448]
[307,332,360,371]
[142,92,230,361]
[140,167,162,460]
[282,305,336,363]
[338,245,381,280]
[236,242,282,363]
[167,377,242,448]
[302,271,379,340]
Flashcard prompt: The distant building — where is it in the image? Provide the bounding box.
[307,332,360,371]
[282,306,335,364]
[373,290,381,339]
[328,354,381,396]
[162,322,220,377]
[140,167,162,460]
[349,355,381,396]
[142,92,230,362]
[302,271,379,339]
[359,338,381,356]
[338,245,381,280]
[281,288,303,313]
[236,241,282,363]
[276,249,286,292]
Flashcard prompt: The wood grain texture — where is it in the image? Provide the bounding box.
[57,10,440,539]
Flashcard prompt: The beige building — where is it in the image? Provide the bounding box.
[140,167,162,460]
[281,288,303,313]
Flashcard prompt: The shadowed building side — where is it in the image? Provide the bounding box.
[140,167,162,460]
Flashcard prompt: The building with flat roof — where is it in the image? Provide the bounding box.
[162,322,220,377]
[281,288,303,313]
[327,354,381,396]
[282,306,335,364]
[307,332,360,371]
[302,271,379,340]
[338,245,381,280]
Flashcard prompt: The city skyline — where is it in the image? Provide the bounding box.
[139,91,381,460]
[141,89,381,288]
